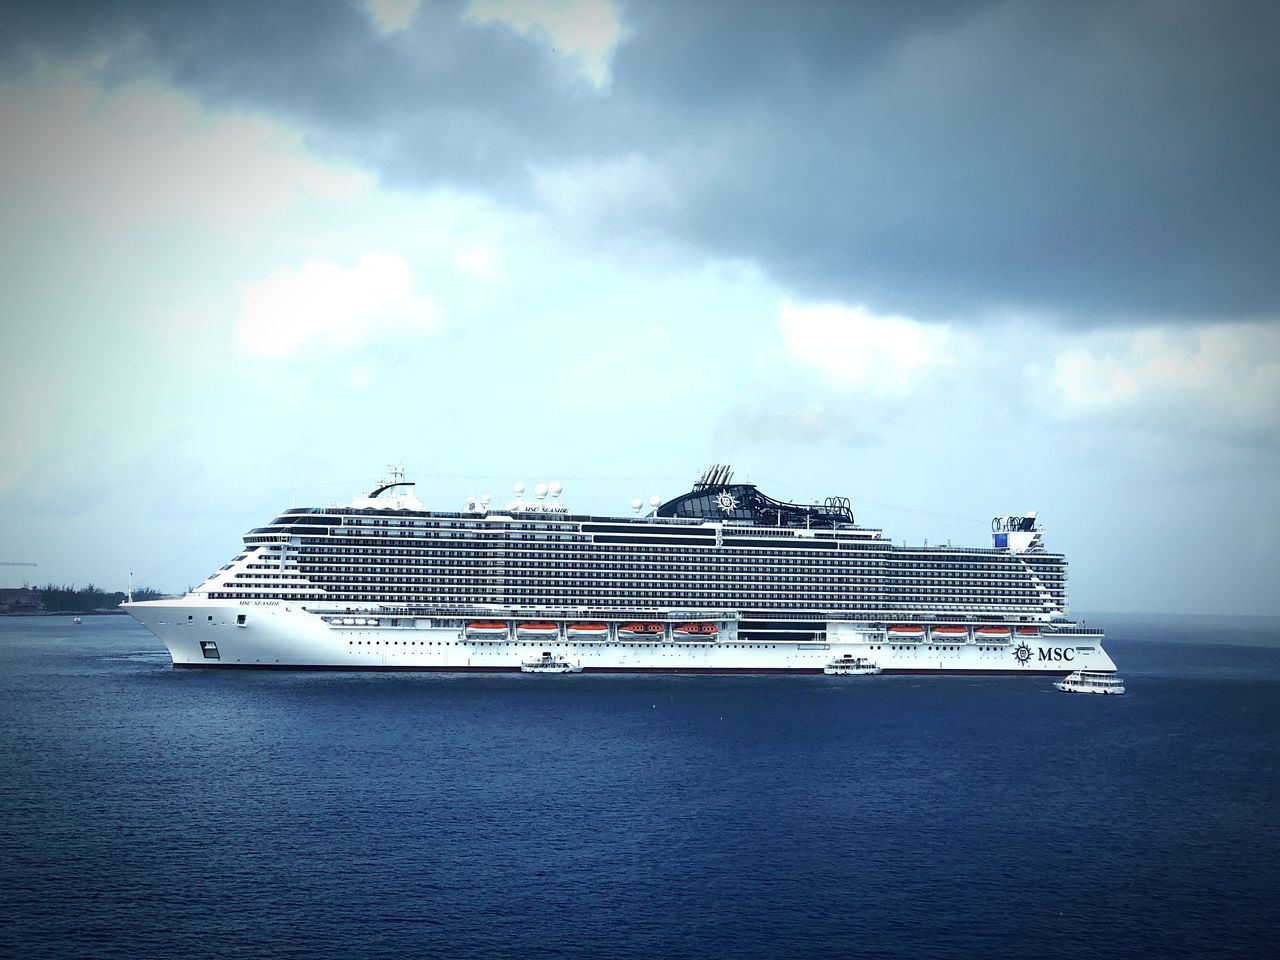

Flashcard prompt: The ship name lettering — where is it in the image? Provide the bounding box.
[1037,647,1075,662]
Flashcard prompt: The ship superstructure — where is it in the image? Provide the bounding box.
[125,466,1114,675]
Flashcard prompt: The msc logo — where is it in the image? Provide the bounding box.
[1012,643,1076,665]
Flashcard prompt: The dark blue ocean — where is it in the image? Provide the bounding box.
[2,614,1278,959]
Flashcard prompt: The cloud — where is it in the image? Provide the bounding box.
[4,1,1280,322]
[779,300,968,396]
[722,398,882,448]
[233,252,442,358]
[465,0,625,88]
[1044,322,1280,446]
[364,0,421,35]
[755,300,1280,453]
[454,244,503,281]
[0,67,371,232]
[530,152,677,230]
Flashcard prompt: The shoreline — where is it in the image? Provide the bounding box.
[0,610,129,617]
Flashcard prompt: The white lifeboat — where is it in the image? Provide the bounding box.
[465,621,510,640]
[566,623,609,640]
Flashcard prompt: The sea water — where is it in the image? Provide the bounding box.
[1,613,1277,959]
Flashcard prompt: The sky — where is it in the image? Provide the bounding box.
[1,0,1277,615]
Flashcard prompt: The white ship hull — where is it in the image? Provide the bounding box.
[125,598,1117,675]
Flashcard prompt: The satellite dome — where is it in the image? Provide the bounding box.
[481,493,491,504]
[649,495,661,508]
[535,483,548,499]
[513,482,525,496]
[548,481,563,497]
[631,498,643,513]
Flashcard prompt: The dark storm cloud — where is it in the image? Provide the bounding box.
[7,0,1279,322]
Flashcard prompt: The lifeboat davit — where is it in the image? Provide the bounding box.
[466,620,510,637]
[887,625,926,638]
[618,623,665,638]
[566,622,609,638]
[673,623,719,637]
[516,621,559,637]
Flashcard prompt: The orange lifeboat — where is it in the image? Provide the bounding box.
[516,621,559,637]
[1015,626,1039,636]
[931,626,968,637]
[975,626,1012,638]
[618,622,664,638]
[566,622,609,638]
[887,624,926,638]
[673,623,719,637]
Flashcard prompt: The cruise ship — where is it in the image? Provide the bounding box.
[124,465,1115,675]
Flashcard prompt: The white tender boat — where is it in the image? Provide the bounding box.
[824,655,881,676]
[521,652,583,674]
[1054,670,1125,695]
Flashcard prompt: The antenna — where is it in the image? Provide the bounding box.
[127,571,133,604]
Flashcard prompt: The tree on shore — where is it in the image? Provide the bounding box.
[36,583,170,612]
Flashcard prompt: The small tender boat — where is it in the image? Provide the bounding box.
[824,655,881,676]
[1055,670,1125,695]
[515,621,559,637]
[73,617,82,624]
[521,652,583,674]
